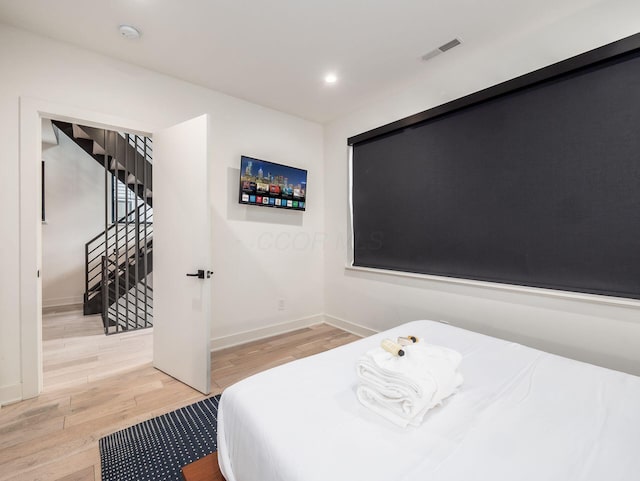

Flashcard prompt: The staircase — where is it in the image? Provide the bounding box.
[85,205,153,318]
[52,121,152,206]
[53,121,153,334]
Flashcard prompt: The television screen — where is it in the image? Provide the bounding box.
[239,156,307,211]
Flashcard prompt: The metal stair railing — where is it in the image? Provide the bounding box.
[101,256,153,333]
[85,203,152,299]
[98,130,153,334]
[124,132,153,164]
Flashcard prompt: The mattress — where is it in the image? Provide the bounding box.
[217,320,640,481]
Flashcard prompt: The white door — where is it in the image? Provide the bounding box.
[152,114,211,394]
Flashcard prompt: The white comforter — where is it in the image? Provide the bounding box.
[217,320,640,481]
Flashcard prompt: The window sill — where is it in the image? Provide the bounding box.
[344,264,640,309]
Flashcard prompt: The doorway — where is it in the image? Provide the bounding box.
[40,117,154,391]
[19,98,212,401]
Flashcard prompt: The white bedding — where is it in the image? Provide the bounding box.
[217,320,640,481]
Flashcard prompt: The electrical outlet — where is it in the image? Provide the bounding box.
[278,298,285,311]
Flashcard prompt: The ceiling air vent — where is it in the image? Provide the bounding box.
[421,38,462,61]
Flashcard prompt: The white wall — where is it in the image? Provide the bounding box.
[324,0,640,375]
[0,24,324,404]
[42,132,106,308]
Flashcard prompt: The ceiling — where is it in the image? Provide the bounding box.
[0,0,607,123]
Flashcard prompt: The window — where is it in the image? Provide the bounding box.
[112,176,136,223]
[349,37,640,300]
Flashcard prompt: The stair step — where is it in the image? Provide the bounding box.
[110,158,126,171]
[127,174,142,185]
[93,141,105,155]
[72,124,91,140]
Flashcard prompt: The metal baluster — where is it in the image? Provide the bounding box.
[85,237,89,310]
[101,256,107,332]
[143,135,149,327]
[133,135,139,330]
[103,127,109,334]
[114,131,120,333]
[124,134,130,330]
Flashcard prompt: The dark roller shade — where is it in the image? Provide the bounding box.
[351,41,640,299]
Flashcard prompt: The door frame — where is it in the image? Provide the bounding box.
[19,97,152,399]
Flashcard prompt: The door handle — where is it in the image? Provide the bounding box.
[186,269,213,279]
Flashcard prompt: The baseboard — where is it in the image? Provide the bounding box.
[42,303,84,315]
[323,314,379,337]
[0,383,22,407]
[210,314,325,352]
[42,296,83,309]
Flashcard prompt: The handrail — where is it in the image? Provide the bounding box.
[87,237,153,290]
[85,224,153,295]
[89,237,153,280]
[87,235,153,275]
[88,232,153,271]
[87,223,153,258]
[85,203,150,246]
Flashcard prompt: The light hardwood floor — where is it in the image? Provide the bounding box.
[42,307,153,392]
[0,314,359,481]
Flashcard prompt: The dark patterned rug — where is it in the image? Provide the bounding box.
[99,395,220,481]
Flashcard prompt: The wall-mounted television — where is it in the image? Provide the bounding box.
[239,155,307,211]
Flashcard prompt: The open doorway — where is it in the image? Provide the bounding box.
[20,98,211,401]
[40,117,153,391]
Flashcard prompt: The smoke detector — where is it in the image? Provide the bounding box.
[421,38,461,62]
[119,25,141,39]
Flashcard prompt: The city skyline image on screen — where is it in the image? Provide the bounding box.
[239,155,307,211]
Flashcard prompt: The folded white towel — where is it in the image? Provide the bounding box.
[356,342,463,427]
[357,383,437,427]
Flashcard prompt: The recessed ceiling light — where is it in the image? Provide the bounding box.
[324,73,338,85]
[119,25,141,39]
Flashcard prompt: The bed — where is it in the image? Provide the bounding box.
[217,320,640,481]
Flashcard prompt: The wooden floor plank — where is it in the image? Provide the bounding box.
[40,310,153,392]
[55,466,95,481]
